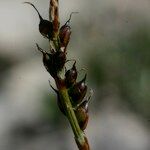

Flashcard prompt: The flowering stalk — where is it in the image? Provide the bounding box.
[25,0,92,149]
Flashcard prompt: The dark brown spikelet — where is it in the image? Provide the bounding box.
[36,44,56,77]
[24,2,53,39]
[65,61,77,87]
[39,20,53,39]
[69,74,87,104]
[59,12,78,51]
[59,23,71,51]
[36,44,66,77]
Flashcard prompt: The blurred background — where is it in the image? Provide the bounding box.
[0,0,150,150]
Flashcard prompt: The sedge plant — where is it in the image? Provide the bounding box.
[24,0,92,149]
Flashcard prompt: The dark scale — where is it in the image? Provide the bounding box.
[24,2,53,39]
[59,12,78,51]
[74,90,93,130]
[69,74,87,104]
[36,44,66,78]
[65,61,77,87]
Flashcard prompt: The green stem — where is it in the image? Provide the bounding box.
[58,87,85,145]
